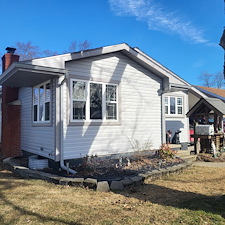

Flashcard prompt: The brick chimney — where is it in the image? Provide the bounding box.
[1,47,21,157]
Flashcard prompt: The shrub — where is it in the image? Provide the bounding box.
[158,144,177,159]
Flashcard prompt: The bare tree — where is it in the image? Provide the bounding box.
[65,40,92,53]
[1,40,92,71]
[78,40,91,51]
[15,41,42,61]
[42,49,58,57]
[213,72,224,88]
[68,41,77,52]
[198,71,224,88]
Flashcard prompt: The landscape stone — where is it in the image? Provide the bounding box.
[96,181,110,192]
[84,178,98,189]
[121,178,133,186]
[70,178,84,187]
[110,181,124,190]
[130,176,144,183]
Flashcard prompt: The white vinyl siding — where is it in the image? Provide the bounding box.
[63,52,163,159]
[19,80,56,159]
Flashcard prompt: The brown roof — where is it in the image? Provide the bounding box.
[195,86,225,98]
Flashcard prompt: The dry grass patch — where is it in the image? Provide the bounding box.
[0,165,225,224]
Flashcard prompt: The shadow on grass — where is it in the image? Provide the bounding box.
[120,183,225,219]
[0,168,81,225]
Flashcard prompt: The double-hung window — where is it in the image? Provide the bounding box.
[165,96,183,115]
[33,81,51,122]
[71,79,118,122]
[106,84,117,120]
[72,81,86,120]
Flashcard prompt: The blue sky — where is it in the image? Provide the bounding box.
[0,0,224,85]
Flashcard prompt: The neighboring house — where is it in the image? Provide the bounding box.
[194,86,225,102]
[0,43,202,171]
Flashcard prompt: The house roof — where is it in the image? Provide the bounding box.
[0,43,193,90]
[187,97,225,117]
[194,86,225,101]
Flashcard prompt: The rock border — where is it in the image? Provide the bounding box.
[3,157,192,192]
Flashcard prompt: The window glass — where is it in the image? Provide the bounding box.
[33,82,51,123]
[45,102,50,121]
[73,81,86,100]
[177,97,182,105]
[90,83,102,119]
[178,106,182,114]
[165,97,168,105]
[45,83,51,102]
[165,106,168,114]
[106,85,117,101]
[34,105,38,121]
[170,97,175,114]
[34,88,38,105]
[73,101,86,120]
[39,86,44,121]
[106,103,117,120]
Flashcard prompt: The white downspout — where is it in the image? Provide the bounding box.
[59,76,77,174]
[161,92,166,144]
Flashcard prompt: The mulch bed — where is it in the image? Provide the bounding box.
[10,152,184,181]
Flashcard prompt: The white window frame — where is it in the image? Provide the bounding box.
[33,80,51,123]
[70,79,118,122]
[165,96,184,116]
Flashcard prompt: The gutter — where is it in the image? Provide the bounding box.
[59,75,77,174]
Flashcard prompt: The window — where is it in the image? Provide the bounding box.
[165,96,183,115]
[90,83,102,119]
[106,85,117,120]
[72,81,86,120]
[33,81,51,122]
[71,79,118,122]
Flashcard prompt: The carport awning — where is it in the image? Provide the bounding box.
[0,62,66,87]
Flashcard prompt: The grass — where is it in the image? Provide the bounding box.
[0,163,225,224]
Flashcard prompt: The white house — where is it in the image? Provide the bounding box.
[0,43,203,172]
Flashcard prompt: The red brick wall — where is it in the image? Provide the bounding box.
[1,104,21,157]
[1,51,21,157]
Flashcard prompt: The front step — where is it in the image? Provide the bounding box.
[175,150,190,157]
[179,155,197,162]
[174,149,197,162]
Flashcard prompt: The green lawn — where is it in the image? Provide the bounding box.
[0,164,225,225]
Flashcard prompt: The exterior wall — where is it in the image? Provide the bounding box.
[1,103,21,157]
[165,90,189,143]
[188,91,201,109]
[62,52,163,159]
[19,79,56,159]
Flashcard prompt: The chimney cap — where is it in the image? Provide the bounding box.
[5,47,16,54]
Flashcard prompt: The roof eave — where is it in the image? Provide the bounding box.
[0,62,66,87]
